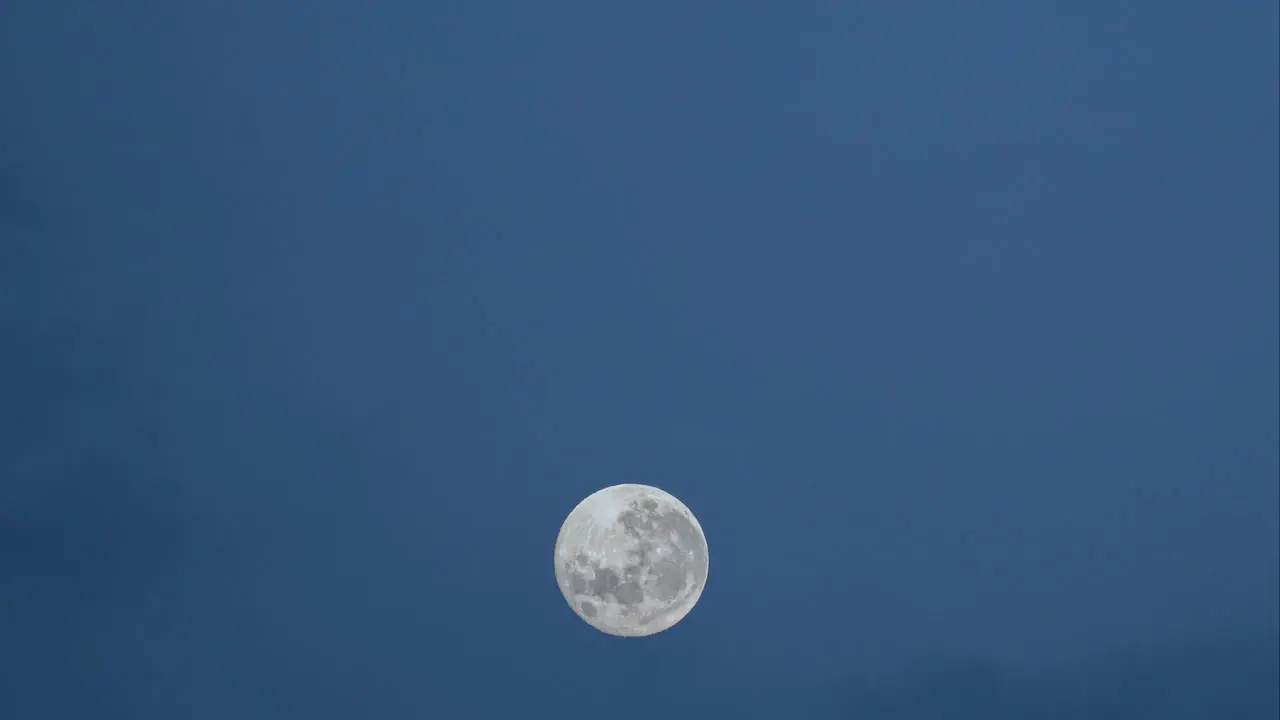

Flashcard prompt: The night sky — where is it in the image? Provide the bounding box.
[2,3,1277,718]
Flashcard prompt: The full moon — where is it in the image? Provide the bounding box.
[554,484,709,637]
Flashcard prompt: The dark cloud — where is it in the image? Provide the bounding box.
[0,177,191,658]
[0,451,190,599]
[840,636,1280,719]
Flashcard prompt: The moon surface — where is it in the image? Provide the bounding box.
[554,484,709,637]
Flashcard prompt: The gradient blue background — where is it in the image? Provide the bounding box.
[2,2,1277,717]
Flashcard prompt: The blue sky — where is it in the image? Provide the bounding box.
[1,2,1277,717]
